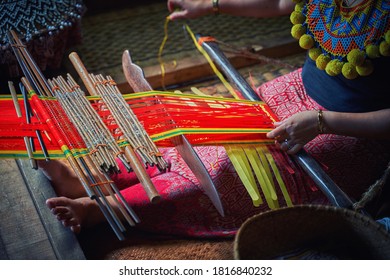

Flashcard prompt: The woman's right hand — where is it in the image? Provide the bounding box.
[167,0,213,20]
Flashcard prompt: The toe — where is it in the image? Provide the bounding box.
[70,225,81,234]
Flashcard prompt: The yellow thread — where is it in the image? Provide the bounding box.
[255,145,278,199]
[260,146,293,207]
[207,145,221,170]
[225,144,262,206]
[157,16,171,90]
[243,146,279,209]
[184,24,240,99]
[190,87,207,96]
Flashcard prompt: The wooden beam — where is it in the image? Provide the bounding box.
[116,37,303,93]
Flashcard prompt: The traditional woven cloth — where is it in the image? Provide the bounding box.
[113,145,320,238]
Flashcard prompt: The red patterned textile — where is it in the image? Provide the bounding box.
[113,145,321,237]
[112,69,390,238]
[258,69,390,200]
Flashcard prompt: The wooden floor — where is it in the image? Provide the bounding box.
[0,159,85,260]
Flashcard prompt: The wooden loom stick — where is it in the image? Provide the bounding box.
[21,78,128,240]
[68,52,161,204]
[91,74,152,165]
[91,74,166,200]
[8,30,133,240]
[92,73,168,170]
[122,49,225,217]
[8,81,37,169]
[49,75,142,226]
[49,76,121,173]
[48,76,141,226]
[67,74,132,171]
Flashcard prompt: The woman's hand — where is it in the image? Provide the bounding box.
[267,110,319,154]
[167,0,294,20]
[167,0,212,20]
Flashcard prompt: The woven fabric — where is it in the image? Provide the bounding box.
[113,145,312,238]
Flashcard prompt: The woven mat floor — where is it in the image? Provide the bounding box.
[73,1,295,83]
[78,223,234,260]
[174,53,305,98]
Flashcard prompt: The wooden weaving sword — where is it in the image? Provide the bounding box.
[122,50,225,216]
[196,35,354,209]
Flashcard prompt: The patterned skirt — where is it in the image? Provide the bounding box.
[111,69,390,238]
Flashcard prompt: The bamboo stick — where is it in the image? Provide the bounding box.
[22,78,125,240]
[9,31,128,239]
[8,81,37,169]
[68,52,161,203]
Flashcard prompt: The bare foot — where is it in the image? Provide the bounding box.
[39,160,87,198]
[46,196,103,233]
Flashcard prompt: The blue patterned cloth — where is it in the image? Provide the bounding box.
[302,55,390,112]
[377,217,390,233]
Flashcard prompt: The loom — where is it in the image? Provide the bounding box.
[0,30,293,240]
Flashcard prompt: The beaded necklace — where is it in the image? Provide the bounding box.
[291,0,390,79]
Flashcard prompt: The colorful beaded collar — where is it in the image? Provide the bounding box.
[291,0,390,79]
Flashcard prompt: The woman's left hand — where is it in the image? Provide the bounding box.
[267,110,319,154]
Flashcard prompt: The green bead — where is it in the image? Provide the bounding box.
[294,1,305,12]
[366,44,380,59]
[316,54,330,70]
[379,41,390,56]
[290,11,305,25]
[291,24,306,40]
[385,30,390,44]
[347,49,365,66]
[308,48,322,60]
[299,34,314,49]
[356,60,374,76]
[342,63,358,79]
[325,59,343,76]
